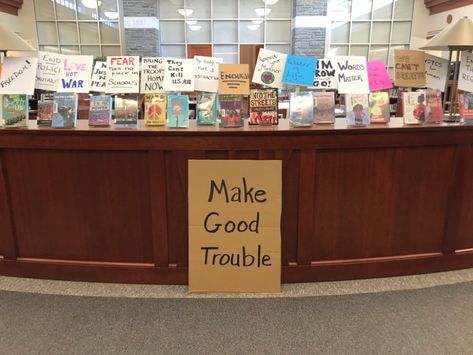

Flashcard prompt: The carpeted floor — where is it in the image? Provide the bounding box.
[1,282,473,355]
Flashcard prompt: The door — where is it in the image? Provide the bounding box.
[239,44,264,81]
[187,45,212,58]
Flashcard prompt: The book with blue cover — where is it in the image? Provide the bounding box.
[289,91,313,128]
[52,93,78,128]
[166,94,189,128]
[89,95,112,126]
[196,93,218,125]
[2,94,28,128]
[114,94,139,128]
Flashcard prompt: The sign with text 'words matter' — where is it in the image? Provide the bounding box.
[188,160,282,293]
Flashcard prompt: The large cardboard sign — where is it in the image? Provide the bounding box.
[90,61,106,92]
[367,59,393,91]
[394,49,426,88]
[163,58,195,92]
[252,48,287,89]
[188,160,282,293]
[35,52,63,91]
[335,56,369,94]
[218,64,250,95]
[282,55,317,86]
[0,57,38,95]
[425,54,449,92]
[140,57,165,93]
[106,56,140,93]
[194,56,223,93]
[458,51,473,93]
[311,58,338,89]
[57,55,93,93]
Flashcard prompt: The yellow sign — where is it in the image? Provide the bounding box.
[188,160,282,293]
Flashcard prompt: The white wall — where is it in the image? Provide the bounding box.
[428,5,473,33]
[410,0,430,50]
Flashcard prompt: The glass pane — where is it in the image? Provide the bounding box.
[239,21,264,43]
[329,46,349,56]
[61,46,80,55]
[351,45,368,58]
[187,21,211,43]
[37,22,58,44]
[81,45,101,56]
[369,45,389,62]
[214,21,238,43]
[55,0,77,20]
[352,0,372,20]
[371,22,391,43]
[214,45,238,64]
[240,0,263,19]
[39,45,60,53]
[394,0,414,19]
[265,44,291,54]
[100,22,120,43]
[159,0,184,19]
[102,45,121,56]
[58,22,79,44]
[266,21,291,43]
[160,45,186,57]
[34,0,55,20]
[77,0,98,20]
[267,0,292,19]
[79,22,99,44]
[99,0,120,20]
[331,22,350,43]
[214,0,237,18]
[391,21,411,43]
[186,0,211,19]
[160,21,185,43]
[330,0,351,21]
[351,22,370,43]
[388,44,408,66]
[373,0,393,20]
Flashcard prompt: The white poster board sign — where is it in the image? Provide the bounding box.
[106,56,140,93]
[163,58,195,92]
[57,55,93,93]
[0,57,38,95]
[335,56,369,94]
[90,61,107,92]
[194,56,223,93]
[459,51,473,93]
[140,57,165,93]
[425,54,449,92]
[35,52,64,91]
[252,49,287,89]
[310,58,338,89]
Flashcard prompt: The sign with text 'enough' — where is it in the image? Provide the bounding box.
[188,160,282,293]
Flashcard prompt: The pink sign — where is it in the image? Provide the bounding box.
[367,60,393,91]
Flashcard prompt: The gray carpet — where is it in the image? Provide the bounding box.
[1,282,473,355]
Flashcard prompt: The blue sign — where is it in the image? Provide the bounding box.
[282,55,318,86]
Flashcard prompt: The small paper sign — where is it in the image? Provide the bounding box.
[311,58,338,89]
[163,58,195,92]
[194,56,223,93]
[367,59,393,91]
[219,64,250,95]
[140,57,165,93]
[0,57,38,95]
[282,55,317,86]
[394,49,426,88]
[425,54,449,92]
[90,61,106,92]
[335,56,370,94]
[35,52,63,91]
[106,56,140,93]
[459,51,473,93]
[57,55,93,93]
[252,48,287,89]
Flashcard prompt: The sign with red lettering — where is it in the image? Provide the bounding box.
[57,55,93,93]
[106,56,140,93]
[394,49,426,88]
[458,51,473,93]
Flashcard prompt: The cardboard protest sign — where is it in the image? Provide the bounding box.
[140,57,165,93]
[425,54,449,92]
[57,55,93,93]
[459,51,473,93]
[90,61,106,92]
[394,49,426,88]
[106,56,140,93]
[311,58,338,89]
[0,57,38,95]
[367,59,393,91]
[194,56,223,93]
[35,52,63,91]
[252,48,287,89]
[218,64,250,95]
[282,55,317,86]
[163,58,195,92]
[188,160,282,293]
[335,56,369,94]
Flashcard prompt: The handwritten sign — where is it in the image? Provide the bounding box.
[188,160,282,293]
[282,55,317,86]
[57,55,93,93]
[394,49,426,88]
[367,59,393,91]
[35,52,63,91]
[425,54,449,92]
[0,57,38,95]
[140,57,165,93]
[163,58,195,92]
[194,56,223,93]
[335,56,369,94]
[90,61,106,92]
[311,58,338,89]
[106,56,140,93]
[459,51,473,93]
[252,48,287,89]
[218,64,250,95]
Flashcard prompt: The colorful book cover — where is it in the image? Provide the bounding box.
[52,93,78,128]
[2,94,28,128]
[249,88,278,125]
[289,91,314,128]
[346,94,369,126]
[459,92,473,121]
[144,94,166,126]
[89,95,112,126]
[403,92,425,125]
[368,91,390,123]
[219,95,244,128]
[166,94,189,128]
[196,93,218,125]
[114,94,139,128]
[313,91,335,124]
[425,89,443,123]
[37,93,54,127]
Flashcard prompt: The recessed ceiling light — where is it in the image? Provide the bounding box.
[255,7,271,16]
[82,0,100,9]
[262,0,279,5]
[248,24,260,31]
[104,10,119,20]
[189,25,202,31]
[186,20,198,25]
[252,18,264,25]
[177,8,194,16]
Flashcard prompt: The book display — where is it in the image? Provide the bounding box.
[37,93,54,127]
[219,95,243,128]
[369,92,390,123]
[313,92,335,124]
[114,94,139,128]
[288,92,314,128]
[144,94,166,126]
[52,93,78,128]
[166,95,189,128]
[196,93,218,125]
[425,89,443,124]
[2,94,28,128]
[89,95,112,127]
[346,94,369,126]
[249,88,278,125]
[403,92,426,125]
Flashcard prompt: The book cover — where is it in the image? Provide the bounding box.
[313,91,335,124]
[196,93,218,125]
[166,94,189,128]
[52,93,78,128]
[289,91,314,128]
[114,94,139,128]
[89,95,112,126]
[219,95,243,128]
[144,94,166,126]
[2,94,28,128]
[425,89,443,123]
[459,92,473,121]
[368,91,390,123]
[249,88,278,125]
[346,94,369,126]
[403,92,425,125]
[37,93,54,127]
